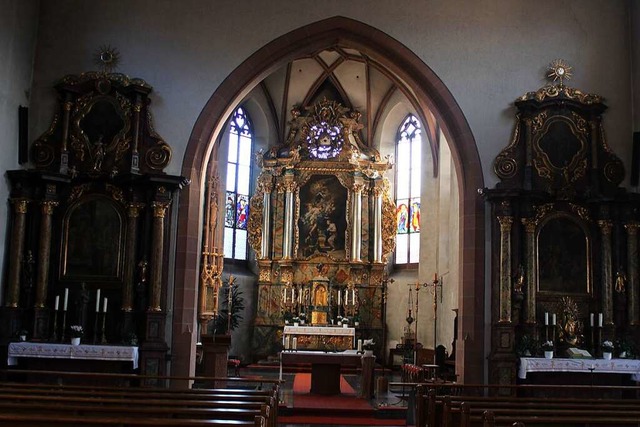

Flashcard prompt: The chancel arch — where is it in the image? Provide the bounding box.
[176,16,484,383]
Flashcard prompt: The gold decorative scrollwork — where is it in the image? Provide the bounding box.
[68,183,92,202]
[570,203,591,221]
[105,183,124,204]
[518,84,603,105]
[380,180,396,262]
[494,115,521,180]
[247,191,264,255]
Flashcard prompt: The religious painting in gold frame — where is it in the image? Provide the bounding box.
[536,214,591,295]
[61,195,125,283]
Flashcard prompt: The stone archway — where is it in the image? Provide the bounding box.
[174,16,485,383]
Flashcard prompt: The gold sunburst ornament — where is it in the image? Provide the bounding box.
[93,45,121,74]
[547,59,572,86]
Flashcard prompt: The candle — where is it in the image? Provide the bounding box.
[352,289,355,302]
[103,297,108,313]
[590,313,594,327]
[598,312,603,327]
[552,313,556,326]
[338,290,341,305]
[54,295,59,311]
[285,336,290,350]
[357,339,363,352]
[292,337,297,350]
[434,273,438,281]
[544,312,548,326]
[63,288,69,311]
[95,289,101,312]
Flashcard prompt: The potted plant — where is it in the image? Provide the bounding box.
[69,325,84,345]
[299,312,307,325]
[363,339,375,356]
[602,340,614,360]
[283,311,293,325]
[541,340,554,359]
[342,317,350,328]
[617,337,636,359]
[17,330,28,342]
[336,315,343,326]
[353,314,361,327]
[292,316,300,327]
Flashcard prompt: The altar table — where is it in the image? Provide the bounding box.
[283,325,355,352]
[280,350,372,396]
[519,357,640,381]
[8,342,139,369]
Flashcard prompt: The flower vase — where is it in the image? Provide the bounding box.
[544,350,553,359]
[603,351,612,360]
[19,335,26,342]
[343,323,348,328]
[354,322,360,327]
[71,337,81,346]
[293,322,299,327]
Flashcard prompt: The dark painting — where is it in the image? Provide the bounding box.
[297,176,347,259]
[537,217,588,294]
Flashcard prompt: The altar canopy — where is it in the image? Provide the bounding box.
[248,99,396,358]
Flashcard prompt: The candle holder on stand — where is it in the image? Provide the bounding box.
[100,312,107,344]
[61,310,68,342]
[50,310,59,342]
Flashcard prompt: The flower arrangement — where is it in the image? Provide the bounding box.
[541,340,554,351]
[363,339,375,350]
[69,325,84,338]
[292,316,300,324]
[283,311,293,324]
[299,312,307,323]
[602,340,614,353]
[342,317,350,325]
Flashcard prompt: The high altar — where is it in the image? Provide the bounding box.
[247,99,396,358]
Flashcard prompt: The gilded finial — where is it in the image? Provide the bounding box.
[93,45,121,74]
[547,59,572,86]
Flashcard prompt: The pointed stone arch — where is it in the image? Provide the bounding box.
[175,16,485,383]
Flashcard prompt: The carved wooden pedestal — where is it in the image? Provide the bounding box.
[201,334,231,388]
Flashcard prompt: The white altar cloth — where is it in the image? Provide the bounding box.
[519,357,640,381]
[283,325,355,336]
[8,342,139,369]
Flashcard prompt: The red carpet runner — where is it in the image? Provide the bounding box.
[278,373,406,426]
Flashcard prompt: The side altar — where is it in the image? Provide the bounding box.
[283,325,354,351]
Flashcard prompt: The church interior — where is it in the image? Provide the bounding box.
[2,1,640,426]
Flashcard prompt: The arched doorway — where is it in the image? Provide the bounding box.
[174,16,485,383]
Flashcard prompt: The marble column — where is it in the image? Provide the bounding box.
[598,220,613,325]
[497,216,513,323]
[6,199,29,307]
[372,183,383,263]
[35,201,58,308]
[351,182,364,262]
[260,178,274,259]
[521,218,537,324]
[281,175,296,260]
[625,222,639,326]
[123,202,144,311]
[149,201,170,311]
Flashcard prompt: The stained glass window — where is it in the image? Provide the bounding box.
[224,107,253,260]
[395,114,421,265]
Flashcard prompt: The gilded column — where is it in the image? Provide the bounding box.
[521,218,537,323]
[497,216,513,323]
[123,202,145,311]
[372,183,383,263]
[351,182,364,262]
[598,220,613,325]
[34,201,59,308]
[260,177,274,259]
[625,222,640,325]
[281,174,296,260]
[6,199,29,307]
[149,201,170,311]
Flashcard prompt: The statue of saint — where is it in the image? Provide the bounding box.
[615,269,626,293]
[93,136,105,171]
[75,283,90,329]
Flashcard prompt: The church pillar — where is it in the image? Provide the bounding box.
[149,201,170,311]
[260,179,273,259]
[123,203,144,311]
[497,216,513,323]
[350,180,364,262]
[625,222,639,325]
[521,218,537,324]
[598,220,614,326]
[372,182,383,263]
[282,173,296,260]
[35,201,58,308]
[6,199,29,308]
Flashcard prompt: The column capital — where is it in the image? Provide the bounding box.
[127,202,146,217]
[598,219,613,235]
[497,215,513,232]
[11,198,29,214]
[41,200,59,215]
[152,201,171,218]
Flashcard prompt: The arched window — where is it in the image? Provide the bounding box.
[395,114,421,265]
[224,107,253,260]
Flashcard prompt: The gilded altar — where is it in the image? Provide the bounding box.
[283,325,355,352]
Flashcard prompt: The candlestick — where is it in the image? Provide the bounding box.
[54,295,59,311]
[95,289,101,312]
[544,312,548,326]
[598,312,603,327]
[103,297,108,313]
[590,312,594,327]
[63,288,69,311]
[357,339,362,352]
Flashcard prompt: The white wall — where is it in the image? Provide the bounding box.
[0,0,40,299]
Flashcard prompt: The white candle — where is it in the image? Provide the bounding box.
[352,289,355,302]
[552,313,556,325]
[54,295,59,311]
[103,297,108,313]
[285,336,290,350]
[544,312,548,326]
[292,337,297,350]
[63,288,69,311]
[95,289,101,312]
[357,339,362,352]
[598,312,603,327]
[338,290,341,305]
[590,313,594,327]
